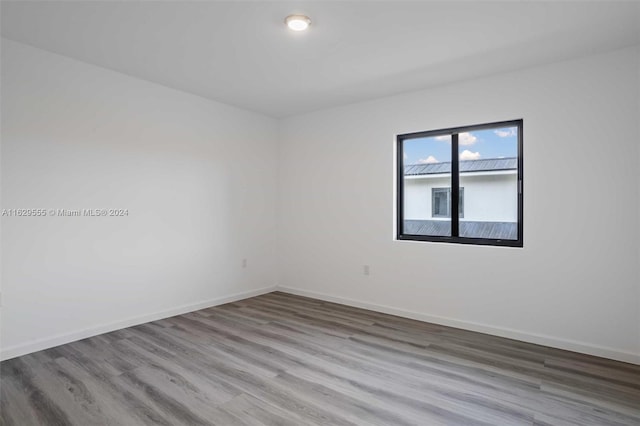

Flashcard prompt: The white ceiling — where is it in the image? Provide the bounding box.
[2,1,639,118]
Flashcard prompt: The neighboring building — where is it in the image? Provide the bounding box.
[403,157,518,239]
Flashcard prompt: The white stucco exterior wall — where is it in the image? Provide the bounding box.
[404,171,517,222]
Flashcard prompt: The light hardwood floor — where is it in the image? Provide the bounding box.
[1,291,639,425]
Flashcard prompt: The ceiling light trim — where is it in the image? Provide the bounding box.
[285,14,311,31]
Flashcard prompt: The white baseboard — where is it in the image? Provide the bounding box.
[4,284,638,365]
[276,286,640,365]
[0,285,277,361]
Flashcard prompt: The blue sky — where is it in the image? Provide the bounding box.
[403,126,518,165]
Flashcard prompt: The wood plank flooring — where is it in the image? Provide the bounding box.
[2,291,639,425]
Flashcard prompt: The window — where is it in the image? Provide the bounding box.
[397,119,523,247]
[432,188,464,218]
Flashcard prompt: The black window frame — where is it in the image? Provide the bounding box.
[396,119,523,248]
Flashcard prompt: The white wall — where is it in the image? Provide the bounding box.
[279,46,640,363]
[404,176,451,220]
[2,39,639,365]
[460,173,518,222]
[405,173,517,222]
[0,40,279,359]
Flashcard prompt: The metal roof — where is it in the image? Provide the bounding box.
[404,157,517,176]
[403,220,517,240]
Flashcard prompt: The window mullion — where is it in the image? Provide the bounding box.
[451,133,460,237]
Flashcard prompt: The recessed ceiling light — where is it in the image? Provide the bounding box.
[285,15,311,31]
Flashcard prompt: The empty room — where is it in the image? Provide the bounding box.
[1,1,639,425]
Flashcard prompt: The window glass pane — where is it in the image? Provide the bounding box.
[403,135,451,236]
[432,188,449,217]
[458,127,518,240]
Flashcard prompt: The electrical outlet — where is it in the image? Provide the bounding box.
[363,265,370,276]
[242,258,247,268]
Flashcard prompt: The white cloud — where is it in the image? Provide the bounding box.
[418,155,439,164]
[459,132,477,146]
[494,128,516,138]
[460,150,481,161]
[434,133,476,145]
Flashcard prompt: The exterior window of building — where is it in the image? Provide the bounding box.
[397,120,523,247]
[432,188,464,218]
[432,188,448,218]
